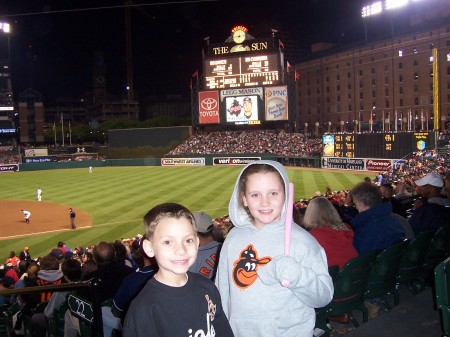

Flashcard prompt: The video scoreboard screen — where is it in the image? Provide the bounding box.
[204,53,281,90]
[323,132,436,159]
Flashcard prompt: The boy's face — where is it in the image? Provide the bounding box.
[143,216,199,286]
[241,171,285,229]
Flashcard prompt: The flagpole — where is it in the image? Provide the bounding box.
[61,114,64,147]
[394,110,398,132]
[53,121,56,147]
[69,121,72,146]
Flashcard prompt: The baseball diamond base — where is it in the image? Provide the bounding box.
[0,200,92,239]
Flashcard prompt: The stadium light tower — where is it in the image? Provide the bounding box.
[0,22,11,60]
[361,0,413,43]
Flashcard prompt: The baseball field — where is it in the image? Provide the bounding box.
[0,166,372,261]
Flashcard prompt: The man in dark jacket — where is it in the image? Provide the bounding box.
[350,182,405,256]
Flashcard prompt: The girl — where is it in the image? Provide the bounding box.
[216,160,333,337]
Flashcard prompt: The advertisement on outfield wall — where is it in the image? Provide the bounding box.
[213,157,261,165]
[23,157,54,163]
[198,91,220,124]
[321,157,365,170]
[321,157,399,171]
[265,86,288,121]
[0,164,19,172]
[161,158,205,166]
[365,159,392,171]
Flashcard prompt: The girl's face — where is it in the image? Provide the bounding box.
[241,171,285,229]
[143,217,199,286]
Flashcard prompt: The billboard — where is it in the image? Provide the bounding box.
[220,87,263,125]
[322,135,335,157]
[198,91,220,124]
[265,86,288,121]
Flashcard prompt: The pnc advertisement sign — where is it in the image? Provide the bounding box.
[198,91,220,124]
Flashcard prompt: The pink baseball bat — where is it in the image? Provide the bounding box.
[282,182,294,288]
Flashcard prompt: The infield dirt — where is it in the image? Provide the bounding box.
[0,200,92,240]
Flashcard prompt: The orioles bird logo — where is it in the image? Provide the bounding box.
[232,244,271,289]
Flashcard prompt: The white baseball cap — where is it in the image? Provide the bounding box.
[415,172,444,188]
[193,211,213,233]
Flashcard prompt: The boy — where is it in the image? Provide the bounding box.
[123,203,233,337]
[216,160,333,337]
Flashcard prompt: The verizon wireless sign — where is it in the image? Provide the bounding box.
[213,157,261,166]
[365,159,392,171]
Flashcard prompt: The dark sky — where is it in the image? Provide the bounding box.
[1,0,367,104]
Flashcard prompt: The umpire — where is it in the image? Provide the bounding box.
[69,208,77,229]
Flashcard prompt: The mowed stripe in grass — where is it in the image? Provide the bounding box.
[0,166,371,260]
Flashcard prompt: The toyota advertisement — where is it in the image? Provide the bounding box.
[198,91,220,124]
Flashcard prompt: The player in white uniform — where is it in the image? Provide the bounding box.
[36,187,42,201]
[21,210,31,223]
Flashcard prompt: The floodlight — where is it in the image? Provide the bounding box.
[385,0,409,10]
[361,1,383,17]
[0,22,10,33]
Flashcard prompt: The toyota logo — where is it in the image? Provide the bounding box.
[201,98,218,110]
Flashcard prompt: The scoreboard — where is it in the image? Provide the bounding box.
[323,132,436,159]
[204,53,281,90]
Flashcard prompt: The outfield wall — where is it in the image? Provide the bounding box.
[14,155,321,171]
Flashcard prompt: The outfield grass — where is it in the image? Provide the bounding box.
[0,166,372,261]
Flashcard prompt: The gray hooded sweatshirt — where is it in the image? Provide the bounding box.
[216,160,333,337]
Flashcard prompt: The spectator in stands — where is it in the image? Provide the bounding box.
[80,241,134,302]
[4,263,19,284]
[408,173,450,235]
[5,251,20,267]
[350,182,405,256]
[112,240,158,321]
[20,254,65,308]
[303,197,358,269]
[31,259,82,337]
[380,183,407,218]
[189,211,222,281]
[19,246,32,262]
[81,253,97,277]
[113,240,134,268]
[80,241,134,336]
[394,182,413,199]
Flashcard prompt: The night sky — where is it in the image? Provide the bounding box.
[1,0,376,104]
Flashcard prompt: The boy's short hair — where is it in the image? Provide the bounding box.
[61,258,82,282]
[143,203,196,241]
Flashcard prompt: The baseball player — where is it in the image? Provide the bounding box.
[21,209,31,223]
[36,187,42,201]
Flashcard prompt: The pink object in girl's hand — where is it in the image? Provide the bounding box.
[282,182,294,288]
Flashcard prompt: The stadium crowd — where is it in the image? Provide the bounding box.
[0,148,20,165]
[167,130,323,157]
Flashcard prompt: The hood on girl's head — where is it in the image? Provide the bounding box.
[228,160,290,230]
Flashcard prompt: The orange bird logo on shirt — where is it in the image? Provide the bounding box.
[232,244,271,290]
